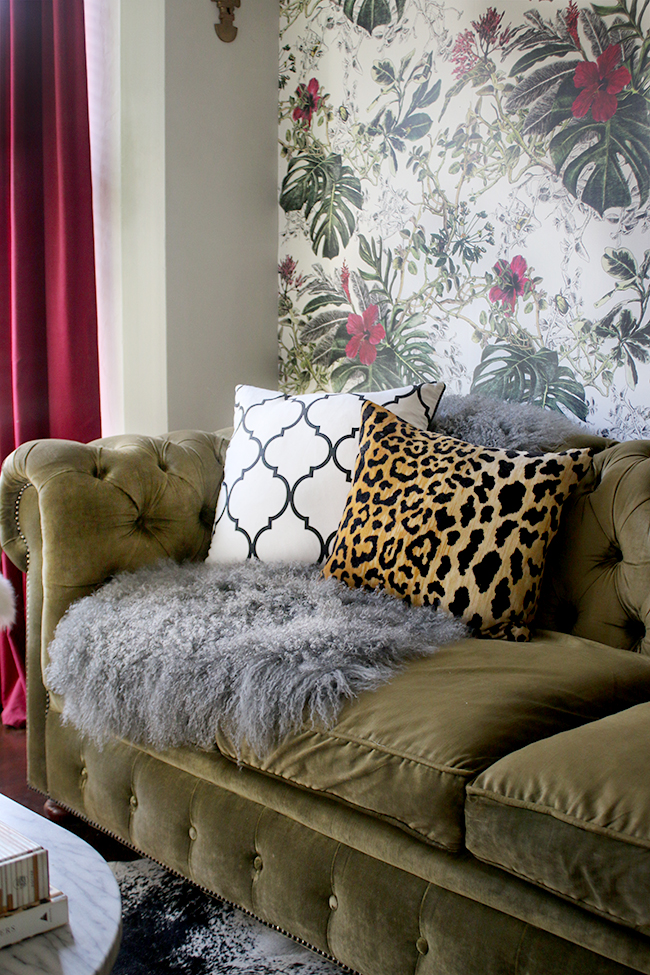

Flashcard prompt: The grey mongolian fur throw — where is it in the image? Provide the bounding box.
[46,561,468,758]
[432,392,587,450]
[45,394,588,759]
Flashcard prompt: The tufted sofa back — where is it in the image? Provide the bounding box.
[0,430,228,789]
[2,432,649,659]
[0,431,227,645]
[2,432,650,662]
[537,440,650,655]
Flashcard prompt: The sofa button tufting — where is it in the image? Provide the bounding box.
[80,766,88,780]
[129,795,138,810]
[189,826,197,841]
[328,894,338,911]
[253,855,263,871]
[416,937,428,955]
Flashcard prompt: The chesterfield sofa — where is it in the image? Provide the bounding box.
[2,418,650,975]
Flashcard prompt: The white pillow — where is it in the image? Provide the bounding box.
[207,382,445,564]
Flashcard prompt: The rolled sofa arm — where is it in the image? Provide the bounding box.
[0,430,227,792]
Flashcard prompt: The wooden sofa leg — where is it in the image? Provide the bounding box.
[43,799,74,823]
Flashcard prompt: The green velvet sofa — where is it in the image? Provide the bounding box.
[2,428,650,975]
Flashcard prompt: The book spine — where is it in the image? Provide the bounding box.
[0,890,68,949]
[0,849,50,916]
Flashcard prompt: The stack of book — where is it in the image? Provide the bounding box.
[0,820,68,949]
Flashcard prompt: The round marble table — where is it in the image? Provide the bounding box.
[0,793,122,975]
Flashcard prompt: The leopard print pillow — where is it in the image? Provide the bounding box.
[323,402,594,641]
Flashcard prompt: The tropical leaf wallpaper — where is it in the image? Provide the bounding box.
[278,0,650,437]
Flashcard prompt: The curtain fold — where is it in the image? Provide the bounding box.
[0,0,101,727]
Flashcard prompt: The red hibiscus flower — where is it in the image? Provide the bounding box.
[292,78,321,125]
[489,255,530,313]
[346,305,385,365]
[572,45,631,122]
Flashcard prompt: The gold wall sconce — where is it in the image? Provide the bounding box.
[214,0,240,42]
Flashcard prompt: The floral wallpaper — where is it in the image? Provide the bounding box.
[278,0,650,437]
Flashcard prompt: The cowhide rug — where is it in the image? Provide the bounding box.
[110,859,346,975]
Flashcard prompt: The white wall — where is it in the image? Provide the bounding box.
[85,0,125,435]
[165,0,279,432]
[87,0,279,436]
[121,0,168,435]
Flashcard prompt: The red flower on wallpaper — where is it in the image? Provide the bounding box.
[489,255,531,313]
[472,6,505,45]
[451,30,479,79]
[292,78,322,125]
[572,45,631,122]
[346,305,385,365]
[565,0,580,48]
[451,8,512,78]
[278,256,297,285]
[341,261,351,302]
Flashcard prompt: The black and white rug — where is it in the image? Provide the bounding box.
[110,859,347,975]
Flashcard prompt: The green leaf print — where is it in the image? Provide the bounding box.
[279,153,363,258]
[471,344,588,420]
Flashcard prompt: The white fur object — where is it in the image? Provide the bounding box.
[0,574,15,629]
[46,561,468,758]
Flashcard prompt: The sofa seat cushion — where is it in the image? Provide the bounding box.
[465,702,650,934]
[215,631,650,853]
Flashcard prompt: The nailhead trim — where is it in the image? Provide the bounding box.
[33,787,360,974]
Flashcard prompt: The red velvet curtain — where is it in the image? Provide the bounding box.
[0,0,101,727]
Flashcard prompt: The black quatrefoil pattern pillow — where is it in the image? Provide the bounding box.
[323,402,594,641]
[207,383,445,564]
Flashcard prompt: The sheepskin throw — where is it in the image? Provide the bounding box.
[432,392,588,451]
[46,561,468,758]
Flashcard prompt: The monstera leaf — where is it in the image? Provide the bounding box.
[330,356,397,392]
[330,345,420,392]
[471,344,588,420]
[328,306,436,391]
[550,92,650,214]
[280,153,363,259]
[385,308,437,384]
[342,0,406,34]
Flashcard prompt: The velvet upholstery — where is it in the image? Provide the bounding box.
[215,633,650,852]
[536,439,650,653]
[43,709,650,974]
[466,702,650,934]
[3,430,650,975]
[0,431,227,790]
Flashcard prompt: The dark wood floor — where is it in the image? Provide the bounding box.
[1,724,46,814]
[0,722,137,861]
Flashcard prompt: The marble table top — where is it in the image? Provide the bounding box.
[0,794,122,975]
